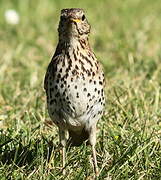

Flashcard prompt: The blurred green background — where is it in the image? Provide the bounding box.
[0,0,161,179]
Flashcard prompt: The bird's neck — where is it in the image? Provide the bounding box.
[58,35,90,51]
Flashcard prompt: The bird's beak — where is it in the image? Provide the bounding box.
[70,18,81,23]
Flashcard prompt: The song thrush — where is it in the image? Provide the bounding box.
[44,8,105,176]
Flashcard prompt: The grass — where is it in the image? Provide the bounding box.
[0,0,161,179]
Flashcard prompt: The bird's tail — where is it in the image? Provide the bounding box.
[68,128,89,146]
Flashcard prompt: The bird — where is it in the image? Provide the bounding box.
[44,8,105,176]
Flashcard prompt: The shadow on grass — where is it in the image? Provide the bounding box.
[0,130,56,168]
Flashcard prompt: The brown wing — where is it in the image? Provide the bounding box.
[44,60,52,91]
[44,43,62,91]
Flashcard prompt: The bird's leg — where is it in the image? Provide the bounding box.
[59,128,67,175]
[89,125,99,177]
[92,145,99,177]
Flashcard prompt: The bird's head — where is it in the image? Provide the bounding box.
[58,8,91,41]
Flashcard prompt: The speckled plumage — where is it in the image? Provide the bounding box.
[44,8,105,175]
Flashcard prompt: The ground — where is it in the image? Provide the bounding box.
[0,0,161,179]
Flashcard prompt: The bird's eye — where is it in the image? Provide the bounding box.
[82,15,85,21]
